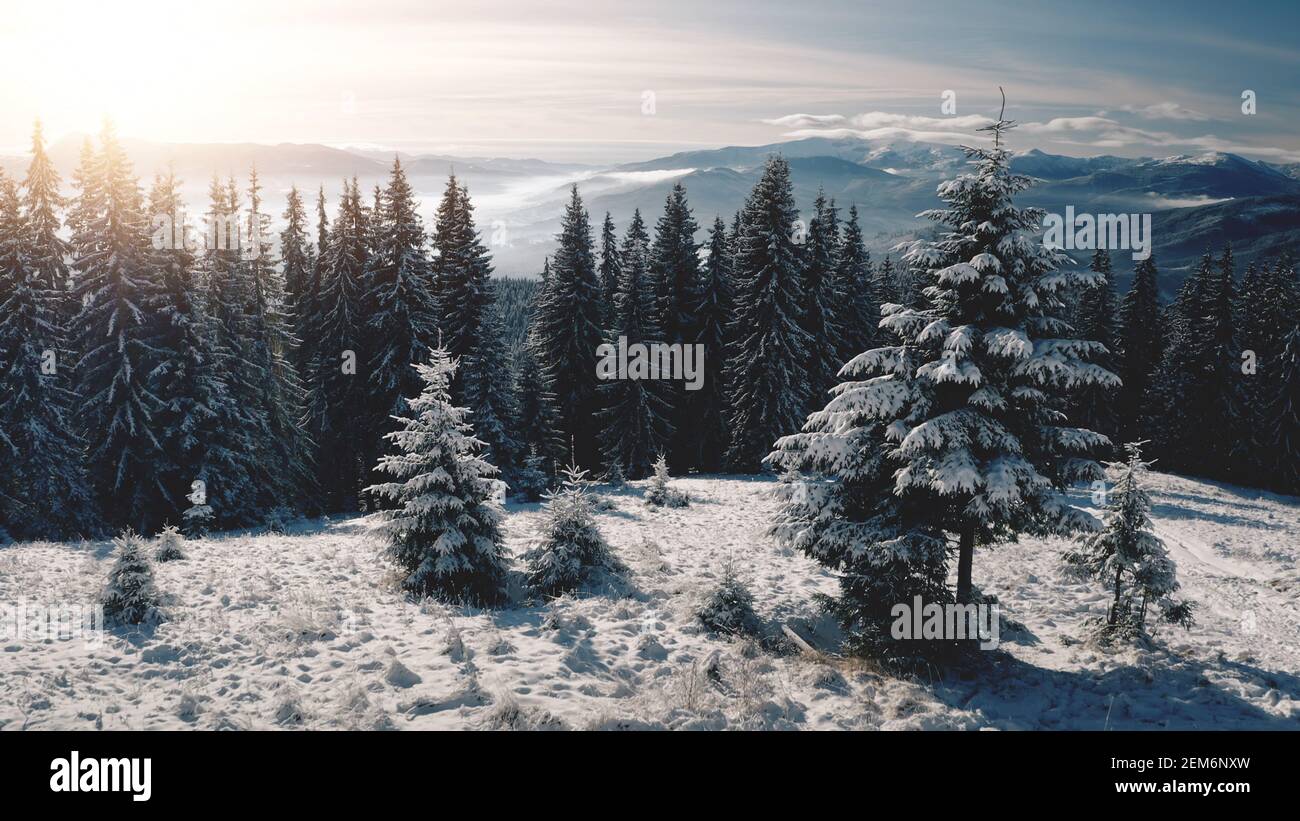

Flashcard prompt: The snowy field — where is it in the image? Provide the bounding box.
[2,471,1298,731]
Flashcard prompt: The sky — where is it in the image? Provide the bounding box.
[2,0,1298,163]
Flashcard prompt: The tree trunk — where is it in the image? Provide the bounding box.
[956,526,975,603]
[1109,566,1124,626]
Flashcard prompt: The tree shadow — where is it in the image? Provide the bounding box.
[1149,500,1287,532]
[922,643,1300,730]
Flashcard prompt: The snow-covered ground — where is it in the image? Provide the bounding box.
[2,472,1298,730]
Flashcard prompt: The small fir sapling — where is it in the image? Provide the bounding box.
[154,524,186,562]
[1064,442,1196,639]
[182,482,213,538]
[697,557,761,636]
[645,453,689,508]
[512,446,551,502]
[366,349,510,606]
[523,464,622,596]
[101,529,158,625]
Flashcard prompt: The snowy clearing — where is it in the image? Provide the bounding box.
[2,471,1298,731]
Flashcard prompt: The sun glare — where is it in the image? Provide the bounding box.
[5,1,262,142]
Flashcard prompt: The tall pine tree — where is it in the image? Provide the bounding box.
[725,156,812,472]
[1115,255,1162,443]
[364,158,437,479]
[308,178,369,511]
[0,169,98,540]
[598,209,674,477]
[800,190,844,408]
[70,121,172,533]
[846,119,1115,604]
[1149,247,1241,480]
[531,184,604,470]
[597,211,620,329]
[1072,248,1119,447]
[648,183,702,470]
[693,216,735,471]
[832,203,877,361]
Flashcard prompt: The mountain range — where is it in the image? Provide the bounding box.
[4,134,1297,297]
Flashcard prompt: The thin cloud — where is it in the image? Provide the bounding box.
[761,113,848,128]
[765,109,1300,162]
[769,110,995,145]
[848,113,994,131]
[780,125,987,146]
[1017,116,1176,147]
[1117,102,1212,121]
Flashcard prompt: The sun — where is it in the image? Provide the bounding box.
[3,0,255,142]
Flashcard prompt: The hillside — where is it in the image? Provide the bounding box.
[3,472,1297,730]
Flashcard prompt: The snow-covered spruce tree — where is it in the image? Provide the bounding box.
[0,167,98,541]
[530,185,604,470]
[366,348,509,605]
[243,168,314,516]
[278,185,316,436]
[182,490,213,538]
[833,204,878,361]
[21,120,77,348]
[431,175,490,399]
[101,529,158,625]
[1071,248,1120,448]
[513,446,552,502]
[693,216,735,472]
[767,365,952,658]
[650,183,701,350]
[364,158,437,481]
[191,176,272,528]
[598,209,674,479]
[522,464,621,597]
[294,186,330,382]
[366,183,383,260]
[154,524,186,562]
[602,458,627,487]
[1115,255,1162,443]
[787,116,1116,610]
[727,210,743,270]
[70,121,173,533]
[513,340,563,474]
[725,156,813,472]
[463,293,520,472]
[1269,324,1300,494]
[279,186,313,328]
[800,190,845,408]
[145,169,255,530]
[66,136,101,266]
[1148,248,1241,480]
[697,557,760,636]
[890,117,1117,602]
[648,183,701,470]
[431,177,521,472]
[644,453,688,508]
[770,443,953,658]
[597,211,621,329]
[308,178,369,511]
[1064,443,1195,638]
[874,254,899,306]
[1235,254,1298,487]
